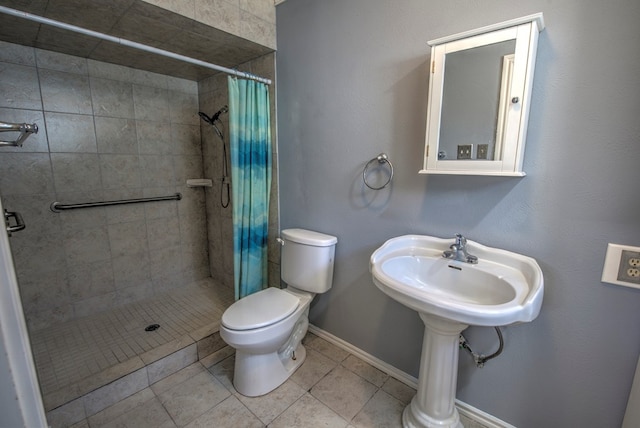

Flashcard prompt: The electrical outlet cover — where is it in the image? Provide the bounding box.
[477,144,489,159]
[602,243,640,289]
[618,250,640,283]
[457,145,472,160]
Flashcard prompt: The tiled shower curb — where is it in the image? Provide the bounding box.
[45,324,226,427]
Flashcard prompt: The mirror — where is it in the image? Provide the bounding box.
[439,40,516,161]
[420,14,544,176]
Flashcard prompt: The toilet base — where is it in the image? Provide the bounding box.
[233,342,307,397]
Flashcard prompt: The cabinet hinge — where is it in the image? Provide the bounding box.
[426,145,429,157]
[431,61,435,73]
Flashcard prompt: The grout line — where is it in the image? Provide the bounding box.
[37,285,226,409]
[307,324,418,389]
[308,325,513,428]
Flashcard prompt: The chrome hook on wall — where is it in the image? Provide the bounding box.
[363,153,394,190]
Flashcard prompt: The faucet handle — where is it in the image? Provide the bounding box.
[454,233,466,246]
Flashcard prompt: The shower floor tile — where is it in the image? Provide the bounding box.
[29,278,234,409]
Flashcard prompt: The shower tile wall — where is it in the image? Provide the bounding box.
[141,0,277,49]
[0,40,210,331]
[198,52,279,291]
[198,71,233,289]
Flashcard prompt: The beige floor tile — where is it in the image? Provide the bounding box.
[100,397,176,428]
[33,280,232,409]
[290,348,338,391]
[269,393,349,428]
[88,388,155,427]
[304,333,349,362]
[310,366,378,420]
[341,354,389,387]
[200,345,234,369]
[83,367,149,416]
[236,379,306,425]
[147,342,198,384]
[208,354,237,393]
[150,362,206,396]
[351,390,404,428]
[381,377,416,405]
[158,370,231,426]
[46,396,85,428]
[185,395,263,428]
[75,357,146,403]
[59,327,490,428]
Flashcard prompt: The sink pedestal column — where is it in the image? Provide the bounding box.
[403,313,468,428]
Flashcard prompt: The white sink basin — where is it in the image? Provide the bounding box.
[370,235,544,326]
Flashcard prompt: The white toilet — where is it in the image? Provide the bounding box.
[219,228,337,397]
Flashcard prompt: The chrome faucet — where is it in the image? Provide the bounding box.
[443,234,478,264]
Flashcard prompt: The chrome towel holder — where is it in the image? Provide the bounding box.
[0,121,38,147]
[363,153,394,190]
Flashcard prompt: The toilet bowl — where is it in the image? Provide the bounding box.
[220,287,312,396]
[219,228,337,397]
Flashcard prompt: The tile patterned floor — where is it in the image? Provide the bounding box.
[30,278,234,401]
[62,333,486,428]
[33,280,487,428]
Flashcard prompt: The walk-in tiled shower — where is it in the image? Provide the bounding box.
[0,38,277,426]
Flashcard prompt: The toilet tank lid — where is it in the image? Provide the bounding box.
[222,288,300,331]
[281,228,337,247]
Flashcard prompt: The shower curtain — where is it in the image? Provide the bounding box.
[228,77,272,300]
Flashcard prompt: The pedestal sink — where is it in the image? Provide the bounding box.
[370,235,543,428]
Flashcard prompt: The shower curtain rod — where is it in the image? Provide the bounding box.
[0,5,272,85]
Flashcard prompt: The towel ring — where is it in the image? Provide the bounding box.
[363,153,394,190]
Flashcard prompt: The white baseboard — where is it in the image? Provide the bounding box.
[308,324,516,428]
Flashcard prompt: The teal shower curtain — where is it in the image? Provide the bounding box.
[228,77,272,300]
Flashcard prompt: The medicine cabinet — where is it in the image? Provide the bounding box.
[420,13,544,176]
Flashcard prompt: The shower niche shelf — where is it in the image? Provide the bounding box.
[186,179,213,187]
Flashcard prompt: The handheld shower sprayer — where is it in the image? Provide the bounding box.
[198,105,228,125]
[199,105,231,208]
[213,105,228,121]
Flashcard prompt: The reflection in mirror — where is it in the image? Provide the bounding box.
[439,39,516,161]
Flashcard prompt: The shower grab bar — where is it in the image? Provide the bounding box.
[50,193,182,213]
[4,209,26,236]
[0,121,38,147]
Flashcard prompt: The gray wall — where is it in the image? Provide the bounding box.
[276,1,640,427]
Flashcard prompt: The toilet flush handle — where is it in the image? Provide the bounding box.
[276,237,285,246]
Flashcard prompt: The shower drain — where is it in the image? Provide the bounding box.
[145,324,160,332]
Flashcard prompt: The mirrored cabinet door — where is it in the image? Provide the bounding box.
[420,14,544,176]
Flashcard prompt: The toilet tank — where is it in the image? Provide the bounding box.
[280,228,337,293]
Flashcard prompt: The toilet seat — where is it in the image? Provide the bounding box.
[222,288,300,331]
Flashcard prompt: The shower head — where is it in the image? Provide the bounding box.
[198,105,228,125]
[214,105,229,121]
